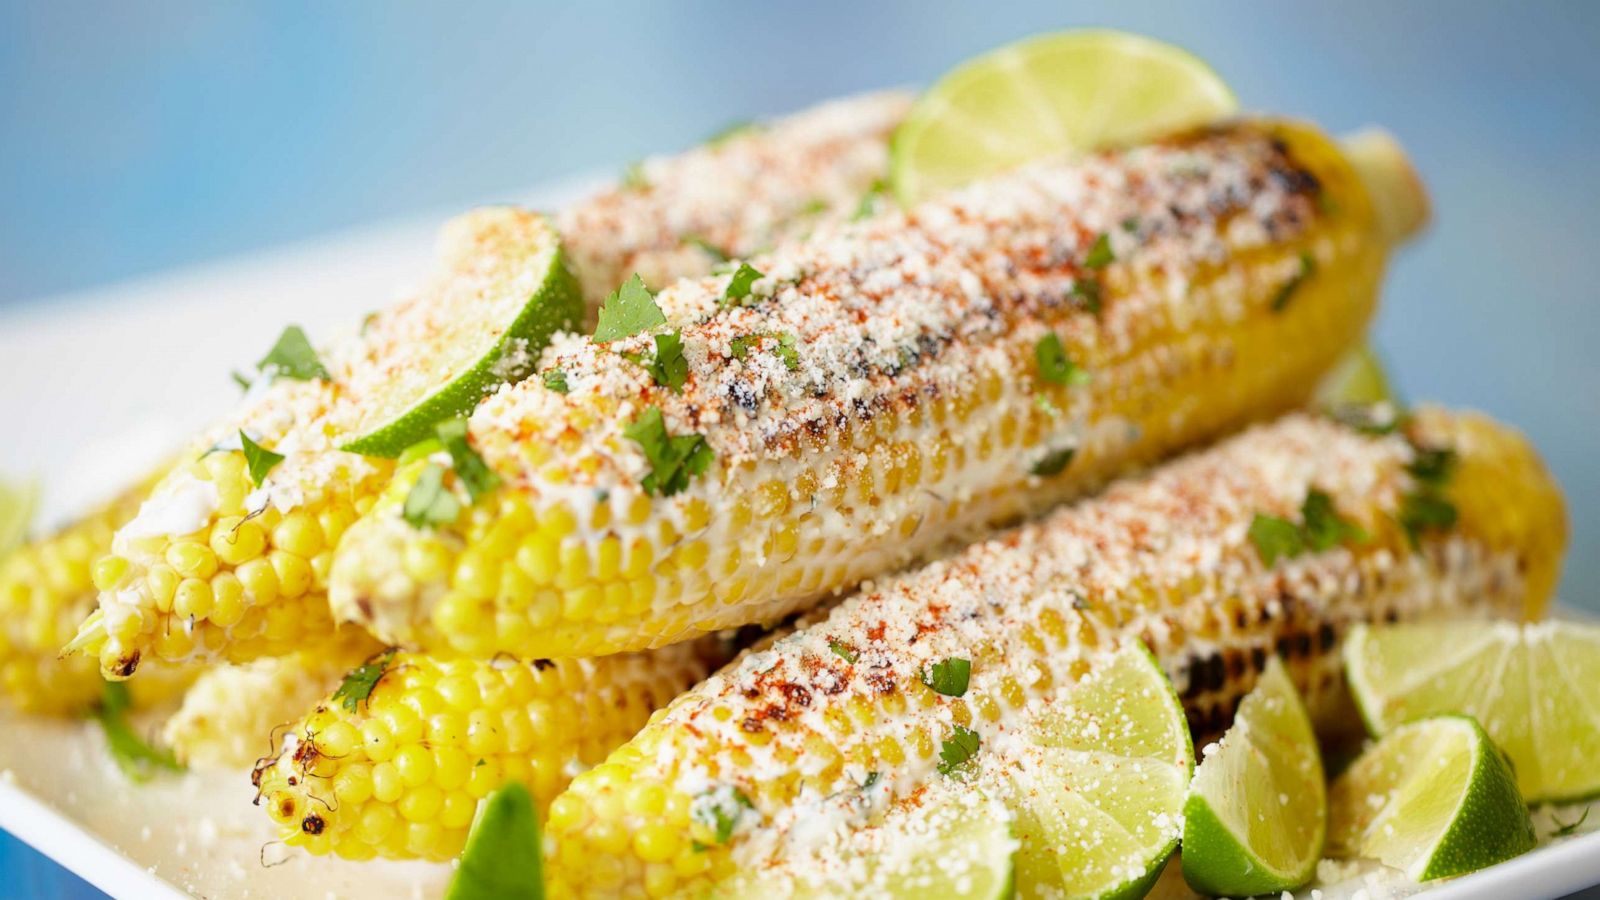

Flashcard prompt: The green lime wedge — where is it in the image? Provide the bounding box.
[713,782,1017,899]
[1181,656,1325,895]
[1316,345,1398,406]
[446,781,544,900]
[1328,715,1535,881]
[339,207,581,457]
[1345,620,1600,803]
[0,475,39,559]
[1012,641,1194,900]
[891,29,1238,205]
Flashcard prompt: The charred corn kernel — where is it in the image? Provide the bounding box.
[558,90,910,313]
[542,408,1565,897]
[334,119,1427,659]
[163,633,381,768]
[252,642,717,862]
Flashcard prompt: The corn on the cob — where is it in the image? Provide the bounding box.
[0,480,154,714]
[250,641,720,862]
[539,407,1566,898]
[163,633,382,768]
[330,118,1425,660]
[558,90,909,311]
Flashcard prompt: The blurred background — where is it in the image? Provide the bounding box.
[2,1,1597,895]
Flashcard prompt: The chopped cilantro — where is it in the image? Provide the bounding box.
[1034,333,1091,387]
[829,640,857,663]
[1083,232,1115,269]
[1032,447,1076,477]
[1121,217,1141,233]
[729,332,799,370]
[692,788,755,844]
[238,431,284,487]
[542,369,569,394]
[720,263,765,308]
[230,370,252,391]
[1397,490,1457,549]
[257,325,330,382]
[1069,277,1103,315]
[402,463,462,529]
[625,332,689,392]
[1300,488,1369,552]
[593,274,666,342]
[684,234,729,262]
[705,119,760,147]
[921,658,971,697]
[620,161,649,191]
[1406,447,1457,487]
[623,406,714,497]
[96,682,183,782]
[1249,514,1306,567]
[436,418,499,502]
[851,178,889,222]
[798,197,831,217]
[332,650,396,712]
[937,725,981,776]
[1271,251,1317,312]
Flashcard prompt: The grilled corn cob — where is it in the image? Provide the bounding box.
[163,632,381,768]
[539,407,1566,898]
[0,480,155,713]
[330,118,1426,660]
[250,641,720,862]
[559,90,910,311]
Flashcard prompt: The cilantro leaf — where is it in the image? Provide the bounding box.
[402,463,463,529]
[851,178,889,222]
[231,370,253,391]
[1032,447,1076,477]
[623,406,715,497]
[692,788,755,845]
[628,332,688,393]
[436,418,499,502]
[1069,277,1103,315]
[1300,488,1369,552]
[684,234,729,262]
[238,431,284,487]
[720,263,765,308]
[829,640,857,663]
[798,197,830,217]
[1397,490,1457,549]
[1406,447,1457,487]
[1271,251,1317,312]
[1249,514,1306,567]
[542,369,569,394]
[333,650,396,713]
[1035,333,1091,387]
[96,682,183,783]
[729,332,799,370]
[937,725,981,776]
[921,658,971,697]
[1083,232,1115,269]
[593,274,666,342]
[257,325,330,381]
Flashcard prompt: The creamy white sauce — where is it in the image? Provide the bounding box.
[118,474,219,541]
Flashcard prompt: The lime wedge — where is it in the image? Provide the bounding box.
[891,30,1238,205]
[0,475,39,559]
[1328,715,1535,881]
[339,207,581,457]
[1316,345,1398,406]
[714,782,1017,899]
[1345,620,1600,803]
[1181,657,1325,895]
[1011,641,1194,900]
[446,781,544,900]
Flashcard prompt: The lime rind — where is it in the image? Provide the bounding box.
[1181,657,1325,895]
[891,29,1238,205]
[1316,344,1399,407]
[340,210,583,457]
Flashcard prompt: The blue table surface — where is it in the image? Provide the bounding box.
[3,1,1596,895]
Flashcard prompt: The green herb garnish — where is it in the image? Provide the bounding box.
[623,406,714,497]
[921,658,971,697]
[1300,488,1370,552]
[1032,447,1076,478]
[620,161,649,191]
[402,463,462,528]
[1069,277,1103,315]
[1034,333,1091,387]
[238,431,284,487]
[625,332,689,392]
[257,325,331,381]
[1397,490,1458,549]
[720,263,765,308]
[937,725,981,776]
[230,371,253,391]
[593,274,666,342]
[1406,447,1458,487]
[542,369,569,394]
[1249,514,1306,568]
[436,419,499,502]
[1271,251,1317,312]
[829,640,857,663]
[684,234,729,262]
[852,178,889,222]
[693,788,755,844]
[96,682,183,783]
[444,781,545,900]
[332,650,396,713]
[729,332,799,370]
[1083,232,1115,269]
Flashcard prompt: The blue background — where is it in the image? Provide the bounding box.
[2,2,1597,895]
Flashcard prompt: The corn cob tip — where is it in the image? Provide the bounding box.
[1341,128,1429,246]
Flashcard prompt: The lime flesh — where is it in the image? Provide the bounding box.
[1181,656,1325,895]
[891,29,1238,205]
[1328,715,1535,881]
[1345,620,1600,803]
[1316,344,1398,406]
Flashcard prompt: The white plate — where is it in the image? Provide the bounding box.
[1,175,1596,900]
